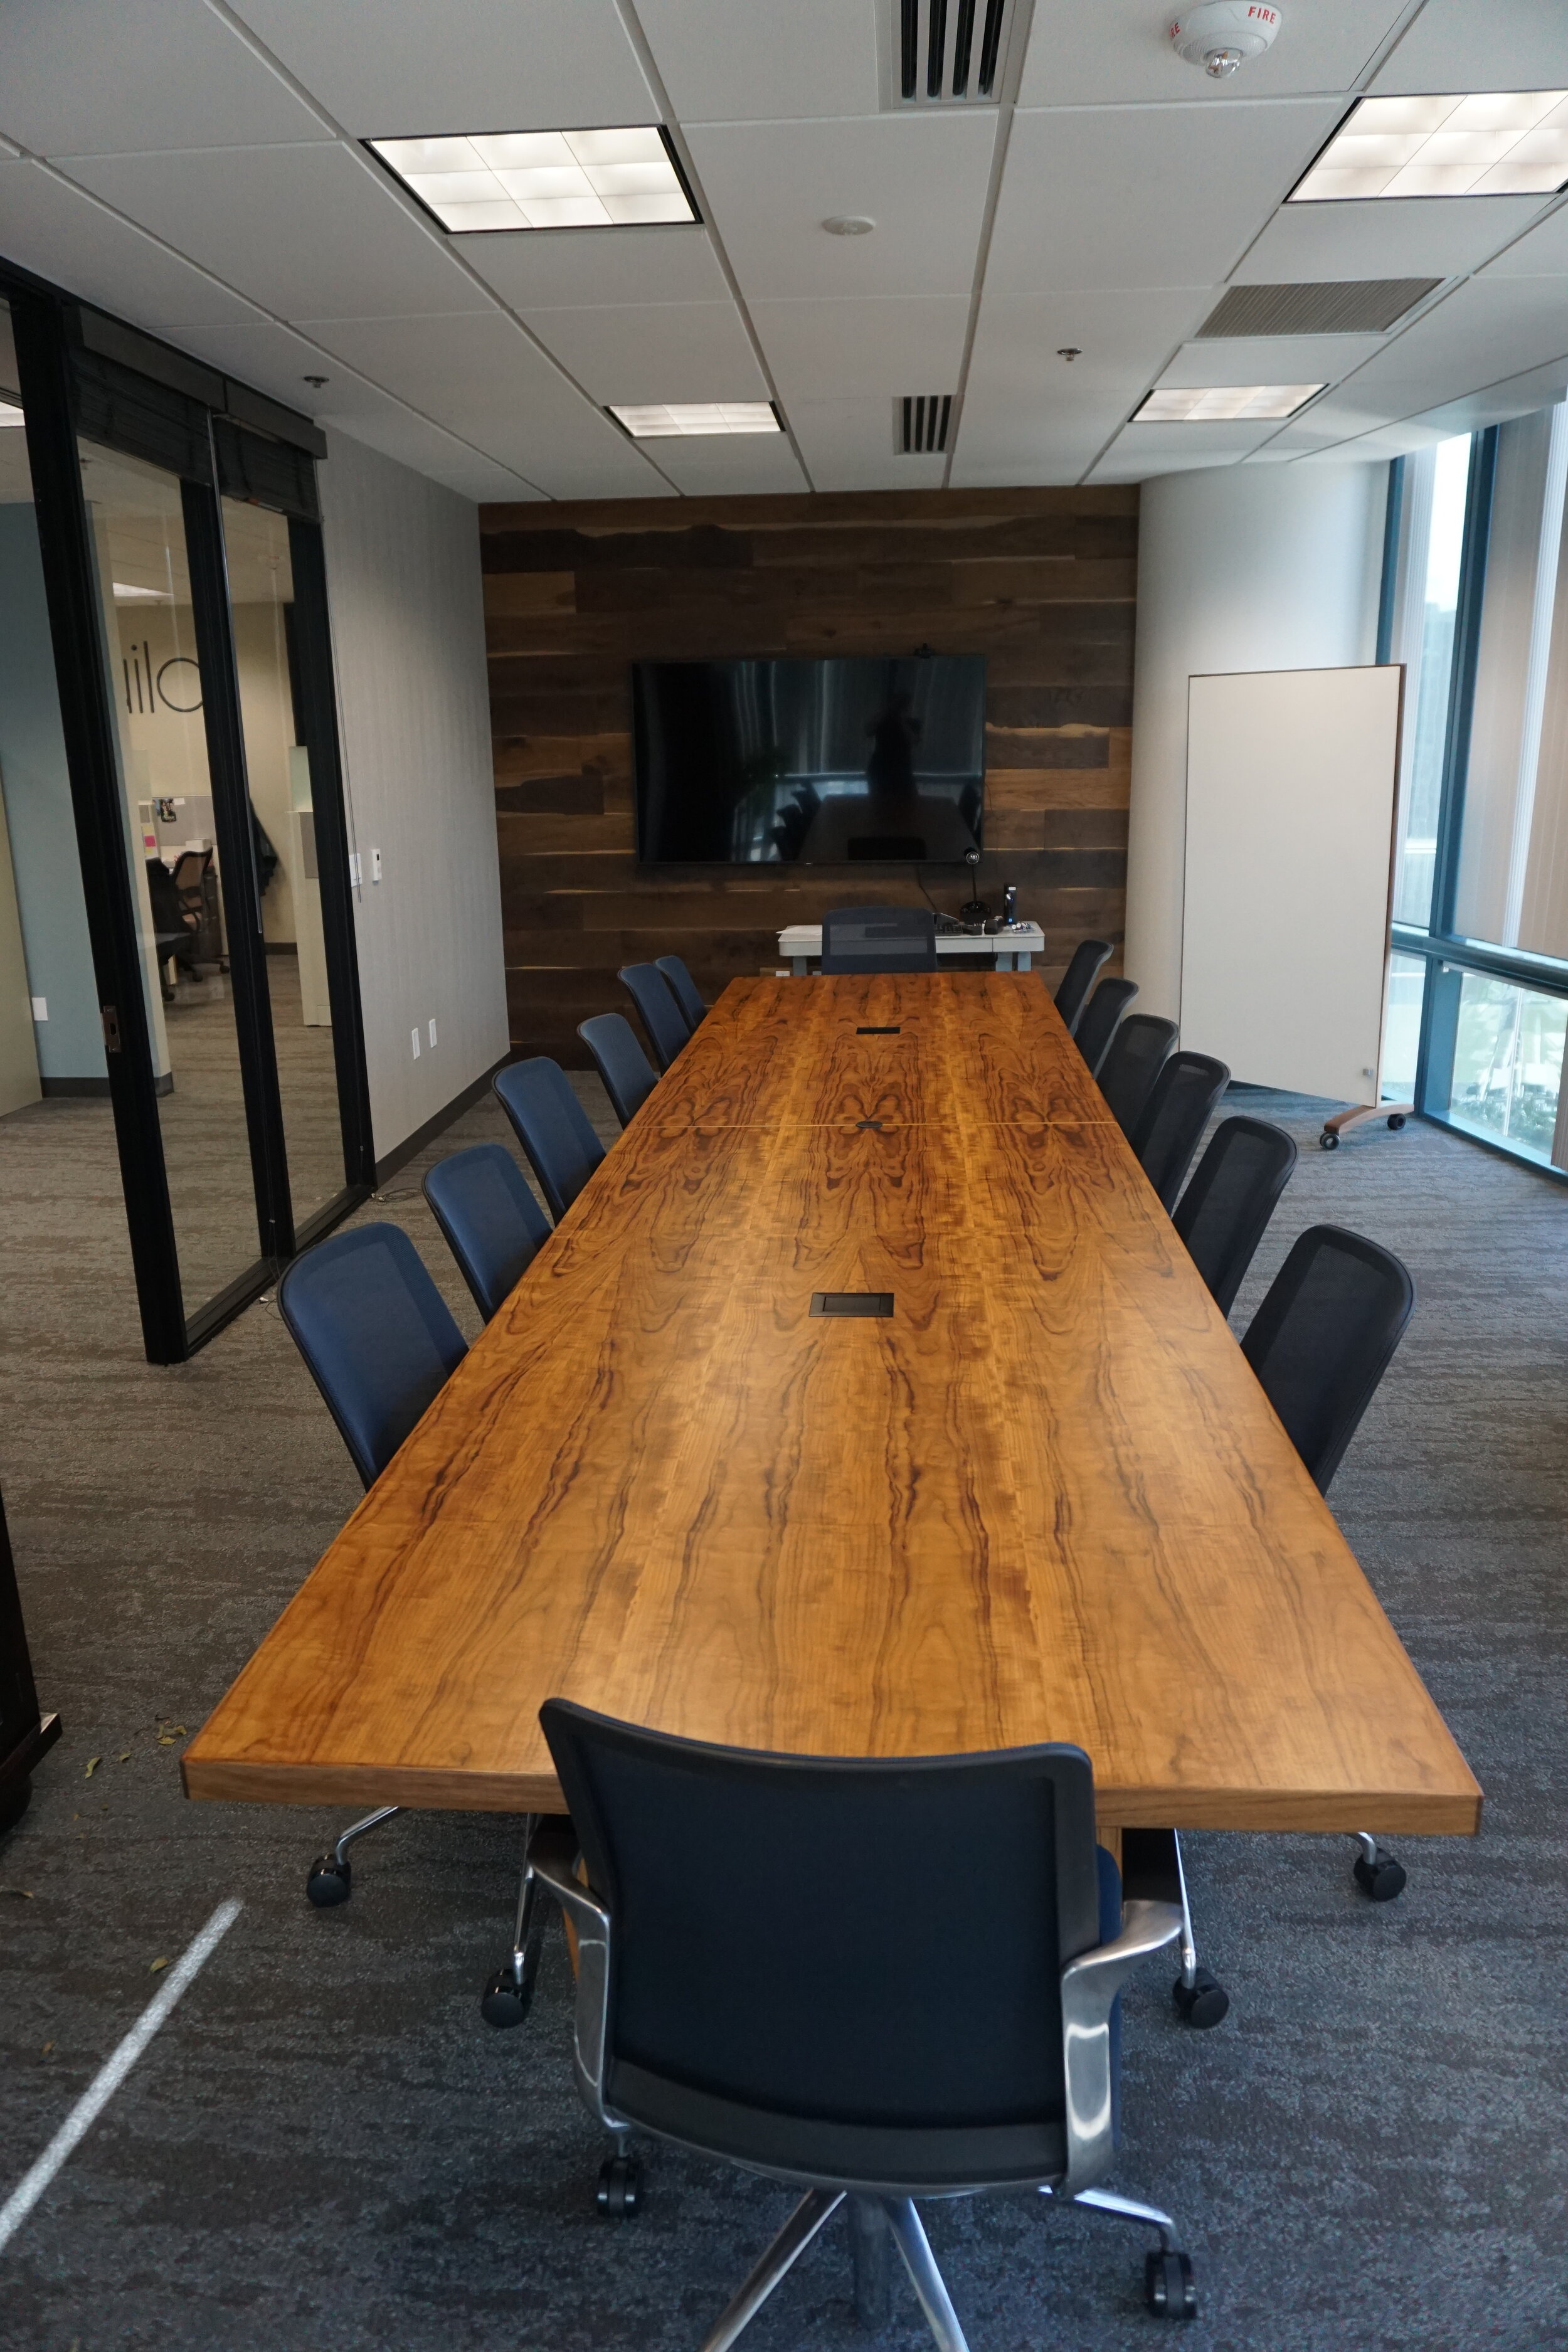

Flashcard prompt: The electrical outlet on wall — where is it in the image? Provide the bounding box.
[428,1019,437,1047]
[30,997,46,1021]
[371,847,383,883]
[411,1026,420,1059]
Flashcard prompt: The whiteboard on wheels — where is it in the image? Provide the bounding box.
[1180,665,1403,1104]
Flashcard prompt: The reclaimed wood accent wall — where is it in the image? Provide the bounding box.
[480,485,1136,1064]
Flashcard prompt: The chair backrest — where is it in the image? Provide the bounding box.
[1242,1224,1414,1493]
[1130,1050,1231,1211]
[1172,1115,1298,1317]
[578,1013,657,1130]
[1073,975,1138,1078]
[421,1143,551,1322]
[1052,938,1113,1033]
[1097,1014,1178,1137]
[277,1222,467,1489]
[654,955,707,1034]
[819,905,937,975]
[541,1699,1106,2188]
[618,962,691,1072]
[492,1057,605,1223]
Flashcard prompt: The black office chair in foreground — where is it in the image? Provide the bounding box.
[1098,1013,1178,1137]
[531,1702,1199,2340]
[578,1012,657,1129]
[1073,975,1138,1078]
[1131,1052,1231,1211]
[819,904,937,973]
[1142,1221,1417,2032]
[618,961,690,1072]
[1172,1116,1298,1317]
[423,1143,550,1322]
[655,953,707,1034]
[278,1223,468,1910]
[1052,936,1113,1033]
[494,1057,605,1221]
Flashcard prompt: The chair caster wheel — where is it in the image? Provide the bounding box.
[480,1965,533,2028]
[305,1854,351,1907]
[1319,1129,1340,1150]
[1387,1113,1406,1130]
[1145,2247,1197,2319]
[596,2153,642,2219]
[1172,1968,1229,2028]
[1353,1847,1406,1902]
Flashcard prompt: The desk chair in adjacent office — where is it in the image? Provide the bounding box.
[1131,1052,1231,1210]
[1052,937,1113,1033]
[655,954,707,1034]
[1098,1013,1179,1137]
[1145,1219,1419,2028]
[618,961,691,1072]
[1173,1116,1298,1316]
[532,1702,1197,2346]
[423,1144,550,1322]
[494,1057,605,1221]
[1073,975,1138,1078]
[818,905,937,973]
[277,1224,468,1910]
[578,1014,657,1129]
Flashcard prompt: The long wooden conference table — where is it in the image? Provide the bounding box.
[184,973,1480,1843]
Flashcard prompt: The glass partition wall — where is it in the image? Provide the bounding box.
[4,282,371,1360]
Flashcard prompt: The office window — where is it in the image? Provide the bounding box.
[1381,952,1427,1101]
[1384,434,1474,929]
[1440,968,1568,1166]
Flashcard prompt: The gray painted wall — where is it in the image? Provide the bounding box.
[317,430,506,1163]
[0,502,105,1083]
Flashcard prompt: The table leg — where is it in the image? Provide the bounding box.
[1017,951,1032,970]
[849,2195,892,2330]
[792,956,808,975]
[997,949,1015,971]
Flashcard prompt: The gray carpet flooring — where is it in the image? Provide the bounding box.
[1,1076,1565,2352]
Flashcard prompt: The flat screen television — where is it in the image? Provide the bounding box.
[632,654,986,865]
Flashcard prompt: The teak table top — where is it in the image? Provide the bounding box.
[184,974,1480,1836]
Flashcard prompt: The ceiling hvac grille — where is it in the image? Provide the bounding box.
[887,0,1020,103]
[896,395,953,453]
[1197,281,1442,338]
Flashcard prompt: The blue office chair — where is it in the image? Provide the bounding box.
[578,1014,658,1129]
[423,1143,551,1322]
[1098,1014,1178,1137]
[1053,938,1113,1033]
[1130,1051,1231,1211]
[277,1221,469,1912]
[1172,1115,1297,1316]
[819,905,937,973]
[532,1703,1196,2337]
[618,962,690,1073]
[655,953,707,1034]
[493,1057,605,1222]
[1073,975,1138,1078]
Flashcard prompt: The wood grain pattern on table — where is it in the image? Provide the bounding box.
[184,975,1480,1835]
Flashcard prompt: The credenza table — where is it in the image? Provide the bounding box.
[776,921,1043,973]
[184,973,1480,1845]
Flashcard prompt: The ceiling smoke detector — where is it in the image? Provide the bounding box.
[1170,3,1281,78]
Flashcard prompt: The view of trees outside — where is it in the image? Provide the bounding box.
[1446,970,1567,1162]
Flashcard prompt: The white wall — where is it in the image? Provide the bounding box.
[1126,463,1389,1019]
[317,428,507,1165]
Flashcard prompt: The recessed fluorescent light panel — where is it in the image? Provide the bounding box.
[1135,386,1325,421]
[367,127,696,231]
[1291,91,1568,201]
[610,403,781,438]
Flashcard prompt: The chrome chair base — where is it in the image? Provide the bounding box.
[304,1803,401,1907]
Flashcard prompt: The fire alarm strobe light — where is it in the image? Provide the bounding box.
[1170,1,1281,78]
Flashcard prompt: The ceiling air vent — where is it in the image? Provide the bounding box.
[884,0,1021,105]
[1197,280,1442,338]
[896,395,953,453]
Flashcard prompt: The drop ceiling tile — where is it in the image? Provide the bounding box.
[989,102,1343,294]
[0,157,263,327]
[1483,201,1568,277]
[748,297,970,401]
[638,433,808,495]
[56,144,494,319]
[787,397,945,492]
[636,0,880,125]
[463,225,729,309]
[1327,277,1568,421]
[327,415,546,501]
[0,0,330,157]
[1089,423,1282,480]
[1160,333,1388,387]
[173,315,412,420]
[1019,0,1407,107]
[226,0,657,137]
[684,113,996,302]
[1370,0,1568,97]
[522,302,766,403]
[1234,194,1550,282]
[948,400,1111,485]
